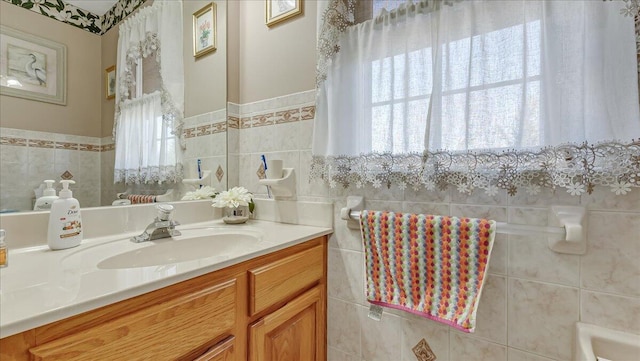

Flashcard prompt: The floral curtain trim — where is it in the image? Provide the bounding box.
[310,141,640,196]
[2,0,147,35]
[114,164,184,185]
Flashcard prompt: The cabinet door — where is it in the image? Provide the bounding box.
[249,286,323,361]
[29,280,237,361]
[193,337,235,361]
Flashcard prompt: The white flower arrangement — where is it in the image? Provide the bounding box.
[212,186,254,212]
[181,186,217,200]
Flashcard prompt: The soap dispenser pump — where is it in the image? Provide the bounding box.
[47,180,82,250]
[34,180,59,211]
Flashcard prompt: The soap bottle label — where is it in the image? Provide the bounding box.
[58,218,82,239]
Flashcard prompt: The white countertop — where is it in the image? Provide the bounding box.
[0,219,332,338]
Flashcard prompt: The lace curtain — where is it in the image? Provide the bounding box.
[311,0,640,196]
[113,0,184,184]
[114,92,181,183]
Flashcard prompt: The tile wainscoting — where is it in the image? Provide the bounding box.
[233,90,640,361]
[1,108,227,211]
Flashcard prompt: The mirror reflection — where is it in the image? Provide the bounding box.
[0,0,227,213]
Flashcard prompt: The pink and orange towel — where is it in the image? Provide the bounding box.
[359,210,496,332]
[127,194,156,204]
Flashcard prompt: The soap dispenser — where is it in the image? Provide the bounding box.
[47,180,82,250]
[34,180,59,211]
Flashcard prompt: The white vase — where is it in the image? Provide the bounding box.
[222,205,249,224]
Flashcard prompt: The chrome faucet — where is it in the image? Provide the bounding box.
[131,204,181,243]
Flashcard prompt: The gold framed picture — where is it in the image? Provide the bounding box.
[0,25,67,105]
[266,0,303,27]
[105,65,116,100]
[193,2,217,58]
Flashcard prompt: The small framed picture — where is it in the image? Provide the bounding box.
[266,0,302,27]
[193,2,217,58]
[0,25,66,105]
[105,65,116,100]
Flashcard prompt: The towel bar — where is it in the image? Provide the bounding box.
[340,196,587,255]
[346,210,565,236]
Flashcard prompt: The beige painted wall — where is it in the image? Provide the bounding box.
[237,0,316,103]
[101,24,118,138]
[184,0,227,117]
[227,0,240,104]
[0,1,102,137]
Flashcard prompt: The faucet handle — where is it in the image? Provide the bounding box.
[156,204,174,221]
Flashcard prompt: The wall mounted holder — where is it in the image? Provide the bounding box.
[548,205,587,255]
[258,168,296,200]
[182,170,211,190]
[340,196,587,255]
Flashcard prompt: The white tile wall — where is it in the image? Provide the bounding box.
[1,128,103,211]
[235,90,640,361]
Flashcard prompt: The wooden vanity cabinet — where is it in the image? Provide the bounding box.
[0,236,327,361]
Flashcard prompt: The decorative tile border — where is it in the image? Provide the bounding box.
[235,105,315,130]
[1,132,113,152]
[227,116,240,129]
[2,0,147,35]
[182,120,227,140]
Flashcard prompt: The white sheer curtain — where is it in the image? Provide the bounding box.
[114,92,180,184]
[113,0,184,184]
[312,0,640,196]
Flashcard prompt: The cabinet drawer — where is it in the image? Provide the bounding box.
[249,244,323,316]
[193,336,235,361]
[29,279,237,361]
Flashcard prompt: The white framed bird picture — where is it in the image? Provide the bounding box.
[0,25,66,105]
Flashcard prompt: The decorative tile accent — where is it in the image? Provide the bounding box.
[102,143,115,152]
[196,124,212,136]
[61,170,73,180]
[212,121,227,133]
[183,128,196,139]
[256,163,265,179]
[412,339,436,361]
[79,144,101,152]
[240,117,252,129]
[301,105,316,120]
[28,140,55,148]
[251,113,274,127]
[0,137,28,146]
[275,109,301,124]
[55,142,78,150]
[227,116,239,129]
[216,165,224,182]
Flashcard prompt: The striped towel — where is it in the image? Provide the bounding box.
[360,210,496,332]
[127,194,156,204]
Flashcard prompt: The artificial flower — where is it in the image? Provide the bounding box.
[181,186,217,200]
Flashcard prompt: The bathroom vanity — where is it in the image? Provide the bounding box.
[0,202,332,361]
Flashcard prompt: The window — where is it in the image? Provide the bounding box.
[312,0,639,195]
[113,1,184,185]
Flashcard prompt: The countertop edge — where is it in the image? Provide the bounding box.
[0,225,332,339]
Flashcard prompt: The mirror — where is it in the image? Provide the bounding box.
[0,0,227,212]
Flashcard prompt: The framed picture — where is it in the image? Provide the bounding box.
[193,2,217,58]
[0,25,66,105]
[105,65,116,100]
[266,0,302,27]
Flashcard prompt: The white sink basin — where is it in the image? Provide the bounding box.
[575,322,640,361]
[98,232,261,269]
[62,227,264,270]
